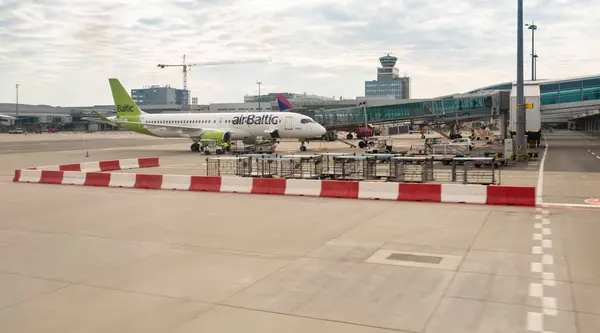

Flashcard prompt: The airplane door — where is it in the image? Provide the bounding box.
[285,116,293,130]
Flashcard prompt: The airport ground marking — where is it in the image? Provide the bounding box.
[535,137,548,206]
[584,198,600,205]
[528,207,557,332]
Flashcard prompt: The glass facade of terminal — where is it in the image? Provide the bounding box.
[314,95,493,127]
[540,78,600,105]
[365,80,403,100]
[473,78,600,106]
[131,87,189,105]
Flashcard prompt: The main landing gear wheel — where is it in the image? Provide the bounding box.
[300,145,307,152]
[191,142,200,152]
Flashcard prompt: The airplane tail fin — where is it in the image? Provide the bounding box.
[108,78,146,118]
[276,94,294,111]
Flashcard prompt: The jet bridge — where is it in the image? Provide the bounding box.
[297,91,507,133]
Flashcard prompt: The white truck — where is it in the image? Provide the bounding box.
[508,83,542,147]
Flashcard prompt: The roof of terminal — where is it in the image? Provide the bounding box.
[467,73,600,93]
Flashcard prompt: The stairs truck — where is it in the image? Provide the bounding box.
[508,83,542,148]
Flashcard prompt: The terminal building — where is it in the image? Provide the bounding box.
[468,74,600,123]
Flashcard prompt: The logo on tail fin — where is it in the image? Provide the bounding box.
[276,94,294,111]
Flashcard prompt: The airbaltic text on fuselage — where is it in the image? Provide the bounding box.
[232,114,279,125]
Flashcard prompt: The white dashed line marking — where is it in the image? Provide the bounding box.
[529,283,543,297]
[528,208,558,332]
[531,262,543,273]
[527,312,543,331]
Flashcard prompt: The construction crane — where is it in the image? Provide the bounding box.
[157,54,271,103]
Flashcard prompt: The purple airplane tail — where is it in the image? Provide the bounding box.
[276,94,294,111]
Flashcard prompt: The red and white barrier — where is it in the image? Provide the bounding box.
[441,184,487,204]
[12,170,537,207]
[31,157,159,172]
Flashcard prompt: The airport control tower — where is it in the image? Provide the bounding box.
[365,54,411,100]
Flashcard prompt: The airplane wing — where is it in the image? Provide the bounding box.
[81,117,113,124]
[89,111,244,140]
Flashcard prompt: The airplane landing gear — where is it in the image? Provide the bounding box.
[299,138,309,152]
[191,142,200,152]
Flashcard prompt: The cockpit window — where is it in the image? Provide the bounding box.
[300,118,314,124]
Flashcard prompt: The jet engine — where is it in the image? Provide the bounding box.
[200,131,231,143]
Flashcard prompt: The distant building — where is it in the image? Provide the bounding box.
[244,92,333,104]
[208,102,273,113]
[131,85,190,105]
[364,54,411,100]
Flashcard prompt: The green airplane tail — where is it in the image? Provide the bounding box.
[109,78,145,118]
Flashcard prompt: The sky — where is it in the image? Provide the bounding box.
[0,0,599,107]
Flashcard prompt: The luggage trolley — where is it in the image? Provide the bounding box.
[390,156,434,183]
[234,153,274,177]
[206,156,252,177]
[364,153,405,179]
[258,157,295,178]
[452,157,497,185]
[332,155,377,181]
[318,152,354,178]
[281,154,324,179]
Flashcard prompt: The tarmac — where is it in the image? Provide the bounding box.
[0,130,598,333]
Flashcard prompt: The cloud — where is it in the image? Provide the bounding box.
[0,0,599,106]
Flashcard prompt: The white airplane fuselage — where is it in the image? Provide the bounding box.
[131,111,326,141]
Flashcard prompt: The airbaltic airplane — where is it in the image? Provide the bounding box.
[93,78,327,152]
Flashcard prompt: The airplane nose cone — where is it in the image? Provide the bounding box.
[317,124,326,136]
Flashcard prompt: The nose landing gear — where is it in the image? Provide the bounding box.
[299,138,309,152]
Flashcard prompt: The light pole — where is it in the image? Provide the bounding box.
[516,0,526,157]
[15,84,19,129]
[256,81,262,112]
[526,21,538,81]
[533,54,538,81]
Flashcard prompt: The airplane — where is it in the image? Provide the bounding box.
[87,78,327,152]
[0,114,16,126]
[276,94,295,111]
